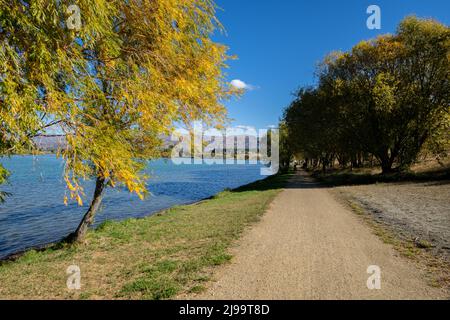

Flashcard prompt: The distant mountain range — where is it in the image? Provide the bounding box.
[33,136,67,152]
[33,135,178,152]
[34,134,261,152]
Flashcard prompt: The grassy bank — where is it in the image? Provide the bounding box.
[0,173,290,299]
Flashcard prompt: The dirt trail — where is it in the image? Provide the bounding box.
[195,172,448,300]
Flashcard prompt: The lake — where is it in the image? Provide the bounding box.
[0,155,265,259]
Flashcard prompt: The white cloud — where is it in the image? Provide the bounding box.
[230,79,257,91]
[227,125,258,136]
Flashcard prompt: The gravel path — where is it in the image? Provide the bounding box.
[194,172,448,300]
[334,181,450,259]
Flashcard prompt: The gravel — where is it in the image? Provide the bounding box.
[335,181,450,259]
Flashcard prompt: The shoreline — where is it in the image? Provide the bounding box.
[0,173,289,299]
[0,174,270,263]
[0,194,218,263]
[0,155,270,262]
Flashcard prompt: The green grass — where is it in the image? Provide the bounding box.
[0,173,291,300]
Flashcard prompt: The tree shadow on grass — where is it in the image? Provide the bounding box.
[232,172,295,192]
[232,171,325,192]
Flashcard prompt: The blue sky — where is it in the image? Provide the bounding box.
[214,0,450,129]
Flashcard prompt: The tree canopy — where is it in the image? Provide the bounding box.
[283,17,450,174]
[1,0,235,240]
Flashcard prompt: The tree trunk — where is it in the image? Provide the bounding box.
[321,157,327,173]
[351,154,357,169]
[67,176,106,243]
[380,157,394,175]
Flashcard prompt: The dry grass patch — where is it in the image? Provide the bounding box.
[336,194,450,292]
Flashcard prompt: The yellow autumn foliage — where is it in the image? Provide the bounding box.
[1,0,235,205]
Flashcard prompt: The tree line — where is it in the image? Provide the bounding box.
[0,0,235,242]
[282,17,449,174]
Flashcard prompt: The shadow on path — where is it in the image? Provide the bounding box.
[234,170,323,193]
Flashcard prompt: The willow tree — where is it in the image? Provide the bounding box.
[1,0,233,242]
[0,165,8,202]
[283,17,449,173]
[318,17,449,173]
[1,13,49,202]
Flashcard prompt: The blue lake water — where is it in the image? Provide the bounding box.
[0,155,265,259]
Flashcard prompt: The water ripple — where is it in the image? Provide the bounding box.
[0,155,263,258]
